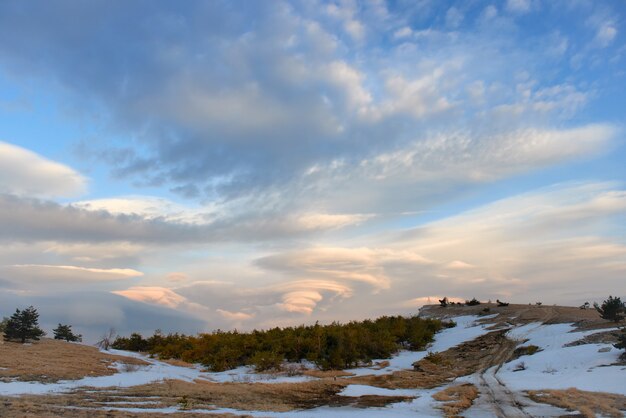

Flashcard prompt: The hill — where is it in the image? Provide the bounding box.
[0,303,624,417]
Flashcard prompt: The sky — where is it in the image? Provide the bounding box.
[0,0,625,342]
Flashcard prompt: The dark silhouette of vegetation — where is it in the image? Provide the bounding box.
[465,298,481,306]
[3,306,45,343]
[496,299,509,307]
[614,328,626,352]
[594,296,625,322]
[53,324,82,342]
[439,297,449,307]
[112,315,448,371]
[579,302,590,310]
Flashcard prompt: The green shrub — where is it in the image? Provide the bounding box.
[594,296,625,322]
[113,315,444,371]
[250,350,283,372]
[513,345,541,358]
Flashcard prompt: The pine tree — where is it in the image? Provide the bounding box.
[614,328,626,351]
[3,306,45,343]
[594,296,625,322]
[53,323,82,342]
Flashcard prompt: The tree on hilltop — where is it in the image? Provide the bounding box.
[594,296,625,323]
[53,324,82,342]
[3,306,45,343]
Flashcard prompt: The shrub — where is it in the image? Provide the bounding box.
[250,350,283,372]
[479,307,491,316]
[424,351,445,365]
[465,298,481,306]
[53,324,82,342]
[496,299,509,307]
[512,345,541,359]
[113,315,444,371]
[594,296,625,322]
[614,328,626,351]
[439,297,449,307]
[3,306,45,343]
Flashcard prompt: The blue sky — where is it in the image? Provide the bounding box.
[0,0,624,341]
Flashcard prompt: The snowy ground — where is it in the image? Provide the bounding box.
[1,315,624,417]
[498,322,625,396]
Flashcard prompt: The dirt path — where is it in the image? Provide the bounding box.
[474,306,562,417]
[475,331,531,418]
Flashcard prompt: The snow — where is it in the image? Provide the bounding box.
[498,323,625,396]
[339,385,417,397]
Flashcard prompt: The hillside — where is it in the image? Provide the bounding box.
[0,304,624,417]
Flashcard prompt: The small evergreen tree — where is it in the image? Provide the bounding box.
[3,306,45,343]
[594,296,625,322]
[439,297,449,307]
[53,324,82,342]
[614,328,626,351]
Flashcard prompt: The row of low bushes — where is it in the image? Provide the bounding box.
[112,315,453,371]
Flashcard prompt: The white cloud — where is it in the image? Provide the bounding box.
[595,22,617,47]
[72,196,211,224]
[2,264,143,282]
[393,26,412,39]
[0,141,87,198]
[505,0,531,14]
[216,308,254,321]
[112,286,185,308]
[445,7,464,28]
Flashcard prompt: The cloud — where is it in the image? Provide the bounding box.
[112,286,186,309]
[0,1,617,207]
[1,264,143,282]
[505,0,531,14]
[216,309,254,321]
[0,141,87,198]
[275,279,353,314]
[256,247,395,290]
[595,22,617,47]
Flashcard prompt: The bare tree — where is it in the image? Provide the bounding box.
[96,328,117,350]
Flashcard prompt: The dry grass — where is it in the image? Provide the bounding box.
[432,383,479,417]
[0,338,147,383]
[121,378,346,411]
[527,388,626,418]
[301,369,354,378]
[159,358,196,368]
[0,394,245,417]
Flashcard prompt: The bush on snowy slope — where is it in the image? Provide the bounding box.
[614,328,626,359]
[594,296,625,323]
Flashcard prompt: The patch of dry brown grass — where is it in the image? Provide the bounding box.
[0,338,147,383]
[432,383,479,417]
[159,358,196,368]
[119,378,346,411]
[528,388,626,418]
[301,369,354,378]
